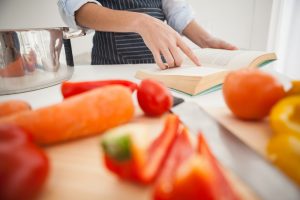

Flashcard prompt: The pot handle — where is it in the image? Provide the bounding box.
[63,39,74,67]
[62,28,86,39]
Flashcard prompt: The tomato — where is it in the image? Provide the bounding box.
[137,79,173,116]
[223,69,286,120]
[0,124,49,200]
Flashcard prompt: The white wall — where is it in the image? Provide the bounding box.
[267,0,300,79]
[251,0,274,50]
[0,0,65,29]
[0,0,274,64]
[186,0,273,50]
[284,1,300,79]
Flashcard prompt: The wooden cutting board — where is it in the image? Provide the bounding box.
[203,107,274,158]
[38,113,259,200]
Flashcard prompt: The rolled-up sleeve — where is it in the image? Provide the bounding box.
[162,0,195,34]
[57,0,101,30]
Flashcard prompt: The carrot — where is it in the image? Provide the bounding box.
[0,100,31,118]
[0,86,135,145]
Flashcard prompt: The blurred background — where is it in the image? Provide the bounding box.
[0,0,299,78]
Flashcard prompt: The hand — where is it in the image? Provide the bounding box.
[75,4,200,69]
[137,15,200,69]
[183,20,238,51]
[199,36,238,50]
[23,49,37,72]
[49,30,63,70]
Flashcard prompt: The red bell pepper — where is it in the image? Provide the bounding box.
[101,114,180,184]
[61,79,138,98]
[0,124,49,200]
[153,129,240,200]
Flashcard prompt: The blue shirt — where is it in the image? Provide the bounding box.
[57,0,194,34]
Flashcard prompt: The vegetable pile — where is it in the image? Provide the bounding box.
[0,77,239,199]
[0,80,138,199]
[100,115,240,200]
[71,78,239,199]
[223,68,300,186]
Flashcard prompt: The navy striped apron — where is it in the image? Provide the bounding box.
[92,0,165,65]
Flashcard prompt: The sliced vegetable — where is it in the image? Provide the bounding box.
[61,79,138,98]
[137,79,173,117]
[101,114,180,184]
[154,130,239,200]
[0,124,49,200]
[0,86,134,145]
[267,134,300,186]
[153,127,194,200]
[102,134,131,161]
[270,95,300,138]
[0,100,31,118]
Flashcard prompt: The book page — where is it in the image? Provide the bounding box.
[140,65,228,77]
[184,48,275,70]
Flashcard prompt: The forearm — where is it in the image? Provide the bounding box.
[75,3,145,33]
[74,2,200,68]
[183,19,237,50]
[182,19,212,47]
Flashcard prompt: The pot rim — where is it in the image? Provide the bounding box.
[0,27,69,32]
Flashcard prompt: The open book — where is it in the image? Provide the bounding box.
[135,48,277,95]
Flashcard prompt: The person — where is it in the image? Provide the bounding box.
[58,0,237,69]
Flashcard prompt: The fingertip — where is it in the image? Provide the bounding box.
[168,62,175,68]
[194,56,201,66]
[175,61,183,67]
[159,63,167,70]
[232,46,239,50]
[152,51,167,70]
[225,42,238,50]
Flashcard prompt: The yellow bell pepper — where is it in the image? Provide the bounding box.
[270,95,300,138]
[267,134,300,186]
[287,80,300,96]
[269,95,300,185]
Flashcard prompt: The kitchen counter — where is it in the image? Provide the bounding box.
[0,64,231,200]
[1,64,299,200]
[0,64,226,109]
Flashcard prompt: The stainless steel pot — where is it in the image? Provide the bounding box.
[0,27,84,95]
